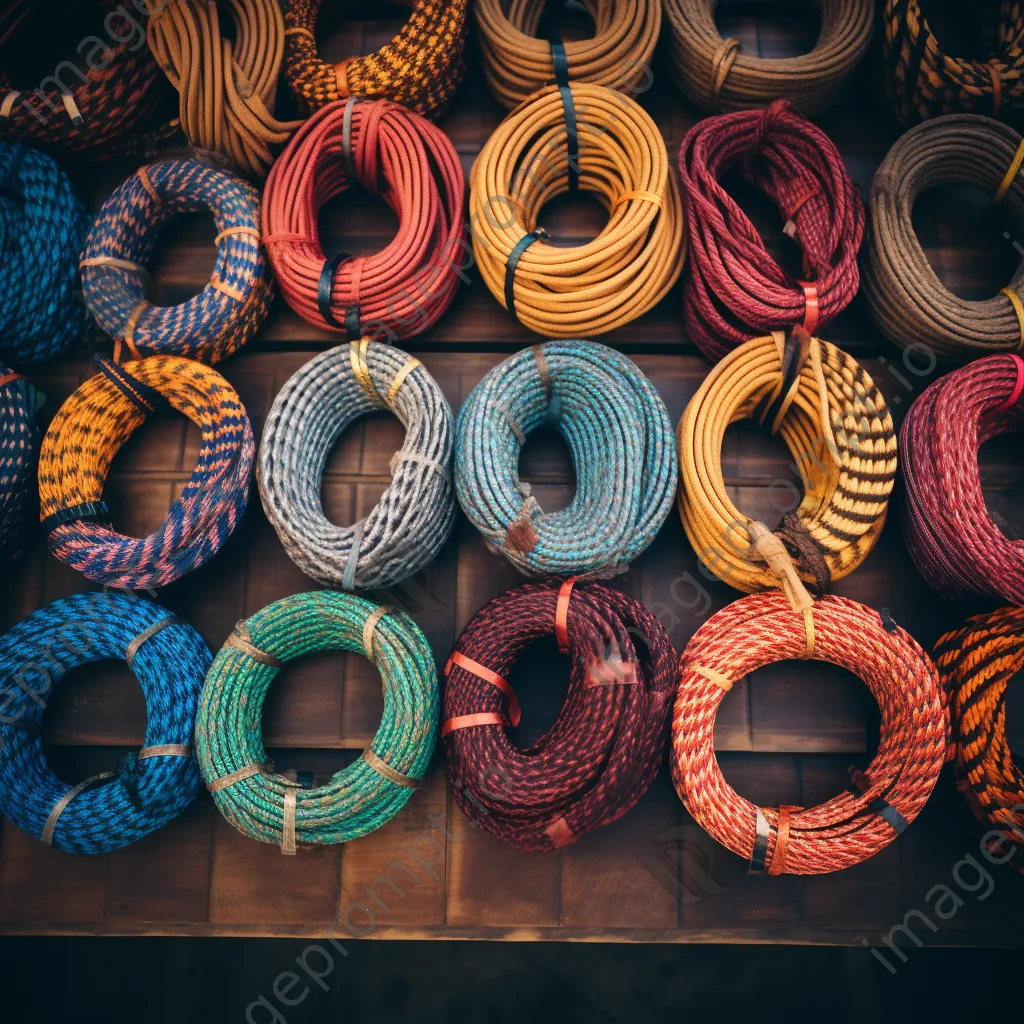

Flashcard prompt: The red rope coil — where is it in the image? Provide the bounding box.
[671,593,948,874]
[443,580,676,852]
[901,353,1024,604]
[678,100,864,361]
[262,98,466,340]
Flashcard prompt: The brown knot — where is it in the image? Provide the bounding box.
[775,513,832,598]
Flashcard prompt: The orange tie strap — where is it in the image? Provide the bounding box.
[444,651,521,730]
[554,577,577,653]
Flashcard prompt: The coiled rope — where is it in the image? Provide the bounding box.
[195,592,438,853]
[145,0,301,178]
[663,0,875,115]
[900,353,1024,604]
[864,113,1024,366]
[81,159,273,365]
[672,591,948,874]
[678,331,896,596]
[263,98,465,341]
[0,140,89,367]
[456,341,677,578]
[679,100,864,362]
[882,0,1024,126]
[0,365,39,563]
[443,579,676,852]
[0,591,210,854]
[471,83,683,337]
[281,0,469,120]
[935,606,1024,873]
[474,0,660,109]
[258,341,455,591]
[38,355,255,590]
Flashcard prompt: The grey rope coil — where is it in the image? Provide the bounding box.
[257,340,456,591]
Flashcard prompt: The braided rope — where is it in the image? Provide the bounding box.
[38,355,254,590]
[281,0,469,120]
[81,159,273,365]
[0,365,39,563]
[444,580,676,852]
[0,141,89,367]
[0,591,210,854]
[474,0,660,109]
[258,341,455,591]
[678,332,896,595]
[678,100,864,362]
[456,341,677,578]
[864,114,1024,365]
[900,353,1024,604]
[672,592,948,874]
[263,99,465,341]
[935,606,1024,873]
[195,592,438,851]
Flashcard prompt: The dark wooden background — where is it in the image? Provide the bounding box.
[2,2,1023,944]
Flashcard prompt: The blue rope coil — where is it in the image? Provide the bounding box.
[0,141,90,367]
[455,340,678,577]
[0,365,40,563]
[0,592,211,854]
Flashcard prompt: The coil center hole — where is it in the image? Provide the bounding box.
[517,425,576,515]
[506,634,572,748]
[714,0,821,59]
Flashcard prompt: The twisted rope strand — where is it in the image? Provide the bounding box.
[0,365,39,563]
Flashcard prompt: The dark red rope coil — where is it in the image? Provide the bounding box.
[443,579,676,852]
[901,353,1024,604]
[678,99,864,361]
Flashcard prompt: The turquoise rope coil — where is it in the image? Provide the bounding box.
[195,591,438,852]
[455,340,678,577]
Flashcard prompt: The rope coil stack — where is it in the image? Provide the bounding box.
[470,82,684,337]
[146,0,301,178]
[196,592,438,852]
[263,98,466,340]
[38,355,255,590]
[663,0,875,115]
[0,365,39,563]
[882,0,1024,126]
[444,579,676,852]
[678,331,897,595]
[679,100,864,361]
[281,0,469,120]
[258,341,455,591]
[0,140,89,367]
[0,592,210,854]
[936,607,1024,873]
[456,341,677,578]
[900,353,1024,604]
[864,114,1024,365]
[474,0,660,109]
[81,159,273,365]
[672,591,948,874]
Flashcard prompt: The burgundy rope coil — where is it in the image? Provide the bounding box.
[443,579,676,852]
[901,353,1024,604]
[678,100,864,361]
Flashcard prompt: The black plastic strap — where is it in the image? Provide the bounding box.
[748,807,771,875]
[344,305,362,340]
[94,356,167,415]
[318,251,352,331]
[541,1,578,190]
[550,38,570,89]
[41,501,111,538]
[504,229,549,323]
[869,797,910,835]
[754,328,810,431]
[342,96,359,181]
[880,608,899,634]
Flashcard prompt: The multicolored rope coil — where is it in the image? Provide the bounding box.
[672,592,948,874]
[195,592,438,853]
[263,98,465,341]
[900,353,1024,604]
[258,341,455,591]
[0,365,39,563]
[456,341,677,578]
[81,159,273,365]
[38,355,255,590]
[678,100,864,361]
[281,0,469,120]
[443,579,676,852]
[0,140,89,367]
[0,591,210,854]
[935,607,1024,873]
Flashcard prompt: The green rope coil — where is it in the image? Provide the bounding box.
[195,591,438,851]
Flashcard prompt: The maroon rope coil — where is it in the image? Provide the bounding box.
[443,579,676,852]
[678,99,864,361]
[901,353,1024,604]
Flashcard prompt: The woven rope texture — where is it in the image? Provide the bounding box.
[0,366,39,563]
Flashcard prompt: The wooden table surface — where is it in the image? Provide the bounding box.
[2,3,1023,944]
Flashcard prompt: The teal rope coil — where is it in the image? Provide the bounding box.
[455,340,678,577]
[195,591,438,852]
